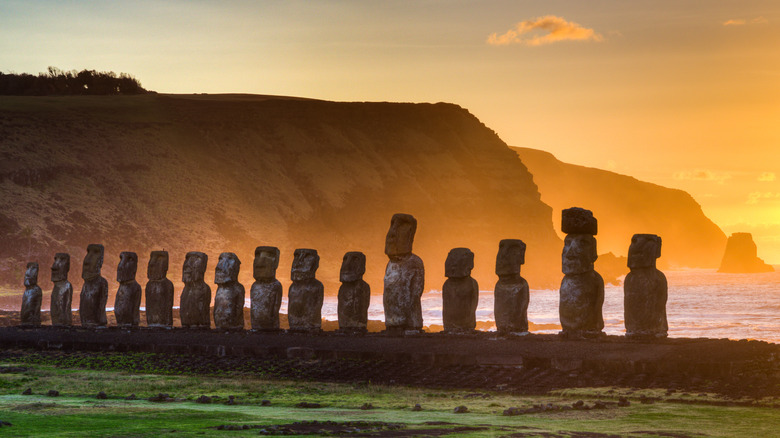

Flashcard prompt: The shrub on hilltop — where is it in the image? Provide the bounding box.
[0,66,148,96]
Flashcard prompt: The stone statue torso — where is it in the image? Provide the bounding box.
[114,281,142,327]
[213,282,245,330]
[180,281,212,328]
[80,276,109,327]
[383,253,424,330]
[288,279,324,330]
[494,276,529,333]
[337,280,370,330]
[21,285,42,326]
[624,268,668,337]
[250,280,283,330]
[442,277,478,332]
[145,279,174,327]
[559,271,604,335]
[50,281,73,326]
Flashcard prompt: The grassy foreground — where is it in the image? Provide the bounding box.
[0,357,778,437]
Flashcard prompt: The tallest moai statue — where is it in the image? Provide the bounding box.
[383,213,425,333]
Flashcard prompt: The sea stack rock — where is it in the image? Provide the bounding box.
[250,246,283,331]
[383,213,425,333]
[213,252,245,330]
[337,251,370,333]
[145,251,174,328]
[442,248,478,333]
[180,251,211,329]
[20,262,42,326]
[494,239,529,335]
[114,252,142,328]
[559,208,604,338]
[718,233,774,273]
[288,248,324,332]
[624,234,668,338]
[79,244,109,327]
[50,253,73,327]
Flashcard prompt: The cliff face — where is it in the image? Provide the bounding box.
[0,94,562,306]
[512,147,727,269]
[718,233,774,273]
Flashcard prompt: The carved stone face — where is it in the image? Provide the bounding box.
[253,246,280,281]
[51,253,70,283]
[340,251,366,282]
[182,251,208,283]
[562,234,597,275]
[82,244,104,281]
[117,252,138,283]
[628,234,662,269]
[147,251,169,281]
[215,252,240,284]
[24,262,38,287]
[291,248,319,281]
[445,247,474,278]
[496,239,526,276]
[385,213,417,257]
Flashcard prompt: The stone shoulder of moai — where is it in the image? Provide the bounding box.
[146,250,174,328]
[337,251,370,332]
[288,248,324,331]
[180,251,211,329]
[213,252,245,330]
[383,213,425,332]
[79,244,108,327]
[442,247,478,333]
[21,262,42,326]
[114,251,142,328]
[624,234,668,338]
[494,239,529,335]
[50,253,73,327]
[250,246,283,331]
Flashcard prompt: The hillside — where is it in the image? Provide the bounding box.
[0,94,562,307]
[513,147,726,269]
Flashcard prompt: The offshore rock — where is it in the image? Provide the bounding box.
[20,262,42,326]
[442,248,478,333]
[145,251,174,328]
[718,232,774,273]
[114,251,142,328]
[180,251,211,329]
[337,251,370,332]
[250,246,283,331]
[288,248,324,331]
[383,214,425,331]
[494,239,529,334]
[79,244,109,327]
[624,234,668,337]
[213,252,245,330]
[50,253,73,326]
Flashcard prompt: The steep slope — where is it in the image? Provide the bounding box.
[513,147,726,268]
[0,94,562,307]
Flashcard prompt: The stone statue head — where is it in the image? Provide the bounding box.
[51,253,70,283]
[182,251,208,283]
[561,207,598,235]
[628,234,662,269]
[340,251,366,282]
[496,239,526,276]
[117,252,138,283]
[253,246,280,281]
[215,252,240,284]
[445,247,474,278]
[82,244,104,281]
[385,213,417,258]
[562,234,598,275]
[291,248,319,281]
[147,251,169,281]
[24,262,39,287]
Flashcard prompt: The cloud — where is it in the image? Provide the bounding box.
[747,192,780,204]
[673,169,732,184]
[759,172,776,182]
[487,16,603,47]
[723,17,768,26]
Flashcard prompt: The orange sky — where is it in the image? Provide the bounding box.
[2,0,779,262]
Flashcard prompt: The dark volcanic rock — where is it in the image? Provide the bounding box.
[213,252,245,330]
[383,214,425,331]
[337,251,370,332]
[79,244,108,327]
[718,233,774,273]
[562,207,598,235]
[288,249,324,332]
[49,253,73,327]
[560,232,604,337]
[442,248,478,333]
[145,251,174,328]
[494,239,529,335]
[624,234,668,338]
[250,246,283,331]
[180,251,211,329]
[20,262,42,326]
[114,251,141,328]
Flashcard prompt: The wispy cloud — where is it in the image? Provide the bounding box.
[487,16,603,47]
[723,17,768,26]
[759,172,776,182]
[673,169,732,184]
[747,192,780,204]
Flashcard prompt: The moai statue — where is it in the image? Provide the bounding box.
[624,234,668,338]
[442,248,479,333]
[180,251,211,329]
[494,239,530,335]
[114,252,142,328]
[79,244,108,327]
[287,248,324,332]
[50,253,73,327]
[559,208,604,338]
[145,251,174,328]
[213,252,245,330]
[337,251,370,333]
[20,262,42,326]
[383,213,425,333]
[250,246,283,331]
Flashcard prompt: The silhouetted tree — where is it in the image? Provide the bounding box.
[0,67,148,95]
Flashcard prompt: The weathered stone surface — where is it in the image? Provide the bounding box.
[20,262,42,326]
[383,214,425,331]
[50,253,73,327]
[114,252,141,328]
[288,249,324,331]
[79,244,108,327]
[145,251,174,328]
[624,234,668,337]
[337,251,370,331]
[250,246,283,331]
[560,234,604,337]
[442,248,478,333]
[180,251,211,329]
[494,239,529,334]
[213,252,245,330]
[718,232,774,273]
[562,207,598,236]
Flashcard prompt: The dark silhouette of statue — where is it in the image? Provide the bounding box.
[50,253,73,326]
[114,252,141,328]
[180,251,211,329]
[79,244,108,327]
[213,252,245,330]
[145,251,174,328]
[442,248,478,333]
[624,234,668,338]
[288,248,324,332]
[494,239,529,335]
[337,251,370,333]
[383,213,425,333]
[250,246,283,331]
[20,262,42,326]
